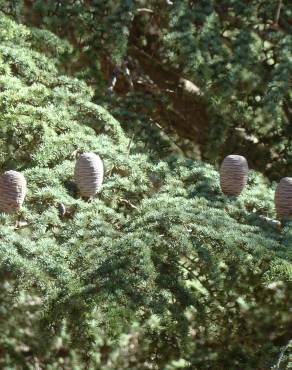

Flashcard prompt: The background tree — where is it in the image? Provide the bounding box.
[1,0,291,178]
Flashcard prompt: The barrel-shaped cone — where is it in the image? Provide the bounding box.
[0,170,27,213]
[74,153,104,197]
[220,155,248,196]
[275,177,292,220]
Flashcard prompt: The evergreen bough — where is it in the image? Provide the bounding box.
[0,13,290,370]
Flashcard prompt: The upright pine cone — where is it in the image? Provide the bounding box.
[0,170,27,213]
[220,155,248,196]
[275,177,292,220]
[74,152,104,197]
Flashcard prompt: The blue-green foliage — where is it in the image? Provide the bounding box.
[0,13,291,370]
[3,0,291,178]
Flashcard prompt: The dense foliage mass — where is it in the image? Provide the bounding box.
[1,0,291,178]
[0,7,291,370]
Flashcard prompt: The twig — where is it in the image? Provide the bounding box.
[274,0,283,26]
[106,68,119,96]
[57,202,66,217]
[126,134,135,159]
[106,58,133,96]
[137,8,154,14]
[273,339,291,369]
[119,198,138,210]
[106,165,115,177]
[258,215,282,230]
[123,60,134,90]
[14,220,30,230]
